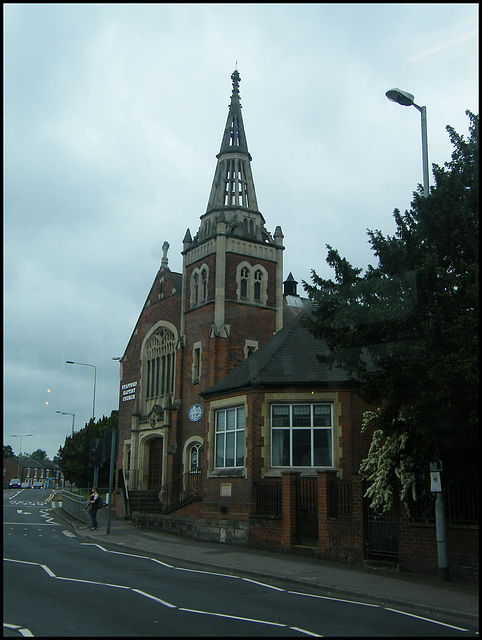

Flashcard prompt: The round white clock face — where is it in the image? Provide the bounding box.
[188,403,203,422]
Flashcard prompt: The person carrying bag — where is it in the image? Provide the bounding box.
[89,486,100,531]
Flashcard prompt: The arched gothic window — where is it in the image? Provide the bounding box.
[236,263,268,305]
[190,444,201,472]
[144,326,176,406]
[193,273,199,304]
[240,267,249,298]
[254,269,262,301]
[201,268,208,301]
[190,265,209,307]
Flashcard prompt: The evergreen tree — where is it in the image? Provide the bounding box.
[3,445,15,458]
[303,112,478,510]
[58,410,118,487]
[26,449,48,462]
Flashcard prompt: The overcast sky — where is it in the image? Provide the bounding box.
[4,4,478,461]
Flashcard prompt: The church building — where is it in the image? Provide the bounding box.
[115,69,287,502]
[113,71,478,581]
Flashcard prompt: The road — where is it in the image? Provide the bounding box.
[4,488,478,637]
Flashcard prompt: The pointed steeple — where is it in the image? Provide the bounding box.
[218,70,250,156]
[205,70,260,217]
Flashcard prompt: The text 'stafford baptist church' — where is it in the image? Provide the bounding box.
[112,71,477,581]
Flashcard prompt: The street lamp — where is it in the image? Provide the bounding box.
[66,361,96,423]
[386,88,429,198]
[11,433,34,478]
[56,411,75,437]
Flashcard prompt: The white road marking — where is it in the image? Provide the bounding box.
[3,556,309,633]
[3,623,34,637]
[242,577,285,591]
[289,626,323,637]
[56,576,131,589]
[288,590,379,608]
[40,564,56,578]
[174,566,237,578]
[150,558,174,568]
[4,522,60,526]
[384,607,469,631]
[178,607,287,627]
[6,544,468,635]
[131,589,176,608]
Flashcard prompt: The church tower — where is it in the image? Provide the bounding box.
[180,70,284,391]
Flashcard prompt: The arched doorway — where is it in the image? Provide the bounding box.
[147,438,163,490]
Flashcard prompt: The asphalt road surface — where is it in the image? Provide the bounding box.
[3,488,478,637]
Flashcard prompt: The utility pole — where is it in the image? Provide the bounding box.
[106,429,117,535]
[430,461,449,581]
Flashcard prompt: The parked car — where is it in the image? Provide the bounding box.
[20,482,30,489]
[9,478,21,489]
[32,482,43,489]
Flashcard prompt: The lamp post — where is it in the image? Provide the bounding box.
[385,88,429,198]
[66,360,98,486]
[66,361,96,424]
[56,411,75,437]
[11,433,33,478]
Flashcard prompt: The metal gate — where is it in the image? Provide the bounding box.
[295,476,318,542]
[365,505,398,558]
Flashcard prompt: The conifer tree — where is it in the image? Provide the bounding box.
[303,112,478,509]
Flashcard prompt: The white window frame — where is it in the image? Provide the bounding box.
[271,403,333,468]
[214,406,245,469]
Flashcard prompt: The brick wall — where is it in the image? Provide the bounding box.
[248,515,283,551]
[398,518,478,581]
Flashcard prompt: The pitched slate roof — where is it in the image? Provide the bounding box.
[201,312,353,397]
[18,457,60,471]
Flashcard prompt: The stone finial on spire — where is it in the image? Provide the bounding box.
[161,241,169,270]
[231,69,241,99]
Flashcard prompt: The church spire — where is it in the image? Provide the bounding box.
[218,70,250,156]
[205,70,260,216]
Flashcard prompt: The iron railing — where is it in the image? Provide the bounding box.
[253,481,282,515]
[132,469,202,514]
[328,481,352,518]
[61,489,89,521]
[295,476,318,541]
[408,482,479,525]
[160,468,202,512]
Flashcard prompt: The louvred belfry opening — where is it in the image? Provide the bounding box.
[223,159,250,207]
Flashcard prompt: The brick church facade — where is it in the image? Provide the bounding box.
[113,71,478,581]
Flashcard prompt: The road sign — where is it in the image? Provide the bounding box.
[430,471,442,492]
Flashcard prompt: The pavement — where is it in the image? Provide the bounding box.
[51,496,478,626]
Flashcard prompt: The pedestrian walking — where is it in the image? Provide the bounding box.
[89,486,100,531]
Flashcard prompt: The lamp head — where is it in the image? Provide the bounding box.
[386,88,415,107]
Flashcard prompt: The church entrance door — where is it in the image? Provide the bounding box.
[147,438,163,490]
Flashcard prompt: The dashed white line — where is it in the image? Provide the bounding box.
[3,623,34,637]
[384,607,469,631]
[131,589,176,608]
[242,577,285,591]
[178,607,287,627]
[6,544,469,635]
[288,590,379,608]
